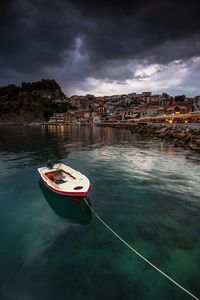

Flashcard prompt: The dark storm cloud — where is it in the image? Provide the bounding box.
[1,0,200,92]
[79,0,200,63]
[0,0,78,73]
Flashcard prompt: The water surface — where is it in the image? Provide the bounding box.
[0,125,200,300]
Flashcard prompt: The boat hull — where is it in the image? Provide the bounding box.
[41,177,90,201]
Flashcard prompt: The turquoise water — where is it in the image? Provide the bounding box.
[0,125,200,300]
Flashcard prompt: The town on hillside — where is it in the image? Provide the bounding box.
[49,92,200,125]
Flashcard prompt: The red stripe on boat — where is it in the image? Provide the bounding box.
[41,178,91,201]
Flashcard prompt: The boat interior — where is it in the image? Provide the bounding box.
[45,170,75,184]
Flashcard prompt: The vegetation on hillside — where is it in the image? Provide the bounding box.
[0,79,71,123]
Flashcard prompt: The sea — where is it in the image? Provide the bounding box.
[0,124,200,300]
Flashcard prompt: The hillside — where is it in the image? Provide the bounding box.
[0,79,71,124]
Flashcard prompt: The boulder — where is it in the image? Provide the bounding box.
[188,143,200,151]
[195,139,200,147]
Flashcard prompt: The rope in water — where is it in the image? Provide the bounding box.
[84,198,199,300]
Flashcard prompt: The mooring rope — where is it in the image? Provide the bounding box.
[84,198,199,300]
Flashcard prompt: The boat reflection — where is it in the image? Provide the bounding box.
[39,180,92,224]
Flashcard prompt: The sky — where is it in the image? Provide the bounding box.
[1,0,200,96]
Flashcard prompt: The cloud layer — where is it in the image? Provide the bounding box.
[1,0,200,95]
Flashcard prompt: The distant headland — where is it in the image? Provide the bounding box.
[0,79,70,124]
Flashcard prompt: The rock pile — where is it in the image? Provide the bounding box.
[130,123,200,151]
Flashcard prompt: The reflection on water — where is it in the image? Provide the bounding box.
[39,180,92,224]
[0,125,127,170]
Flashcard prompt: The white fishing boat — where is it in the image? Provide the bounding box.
[38,162,91,199]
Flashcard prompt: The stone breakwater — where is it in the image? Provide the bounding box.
[130,124,200,151]
[99,123,200,151]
